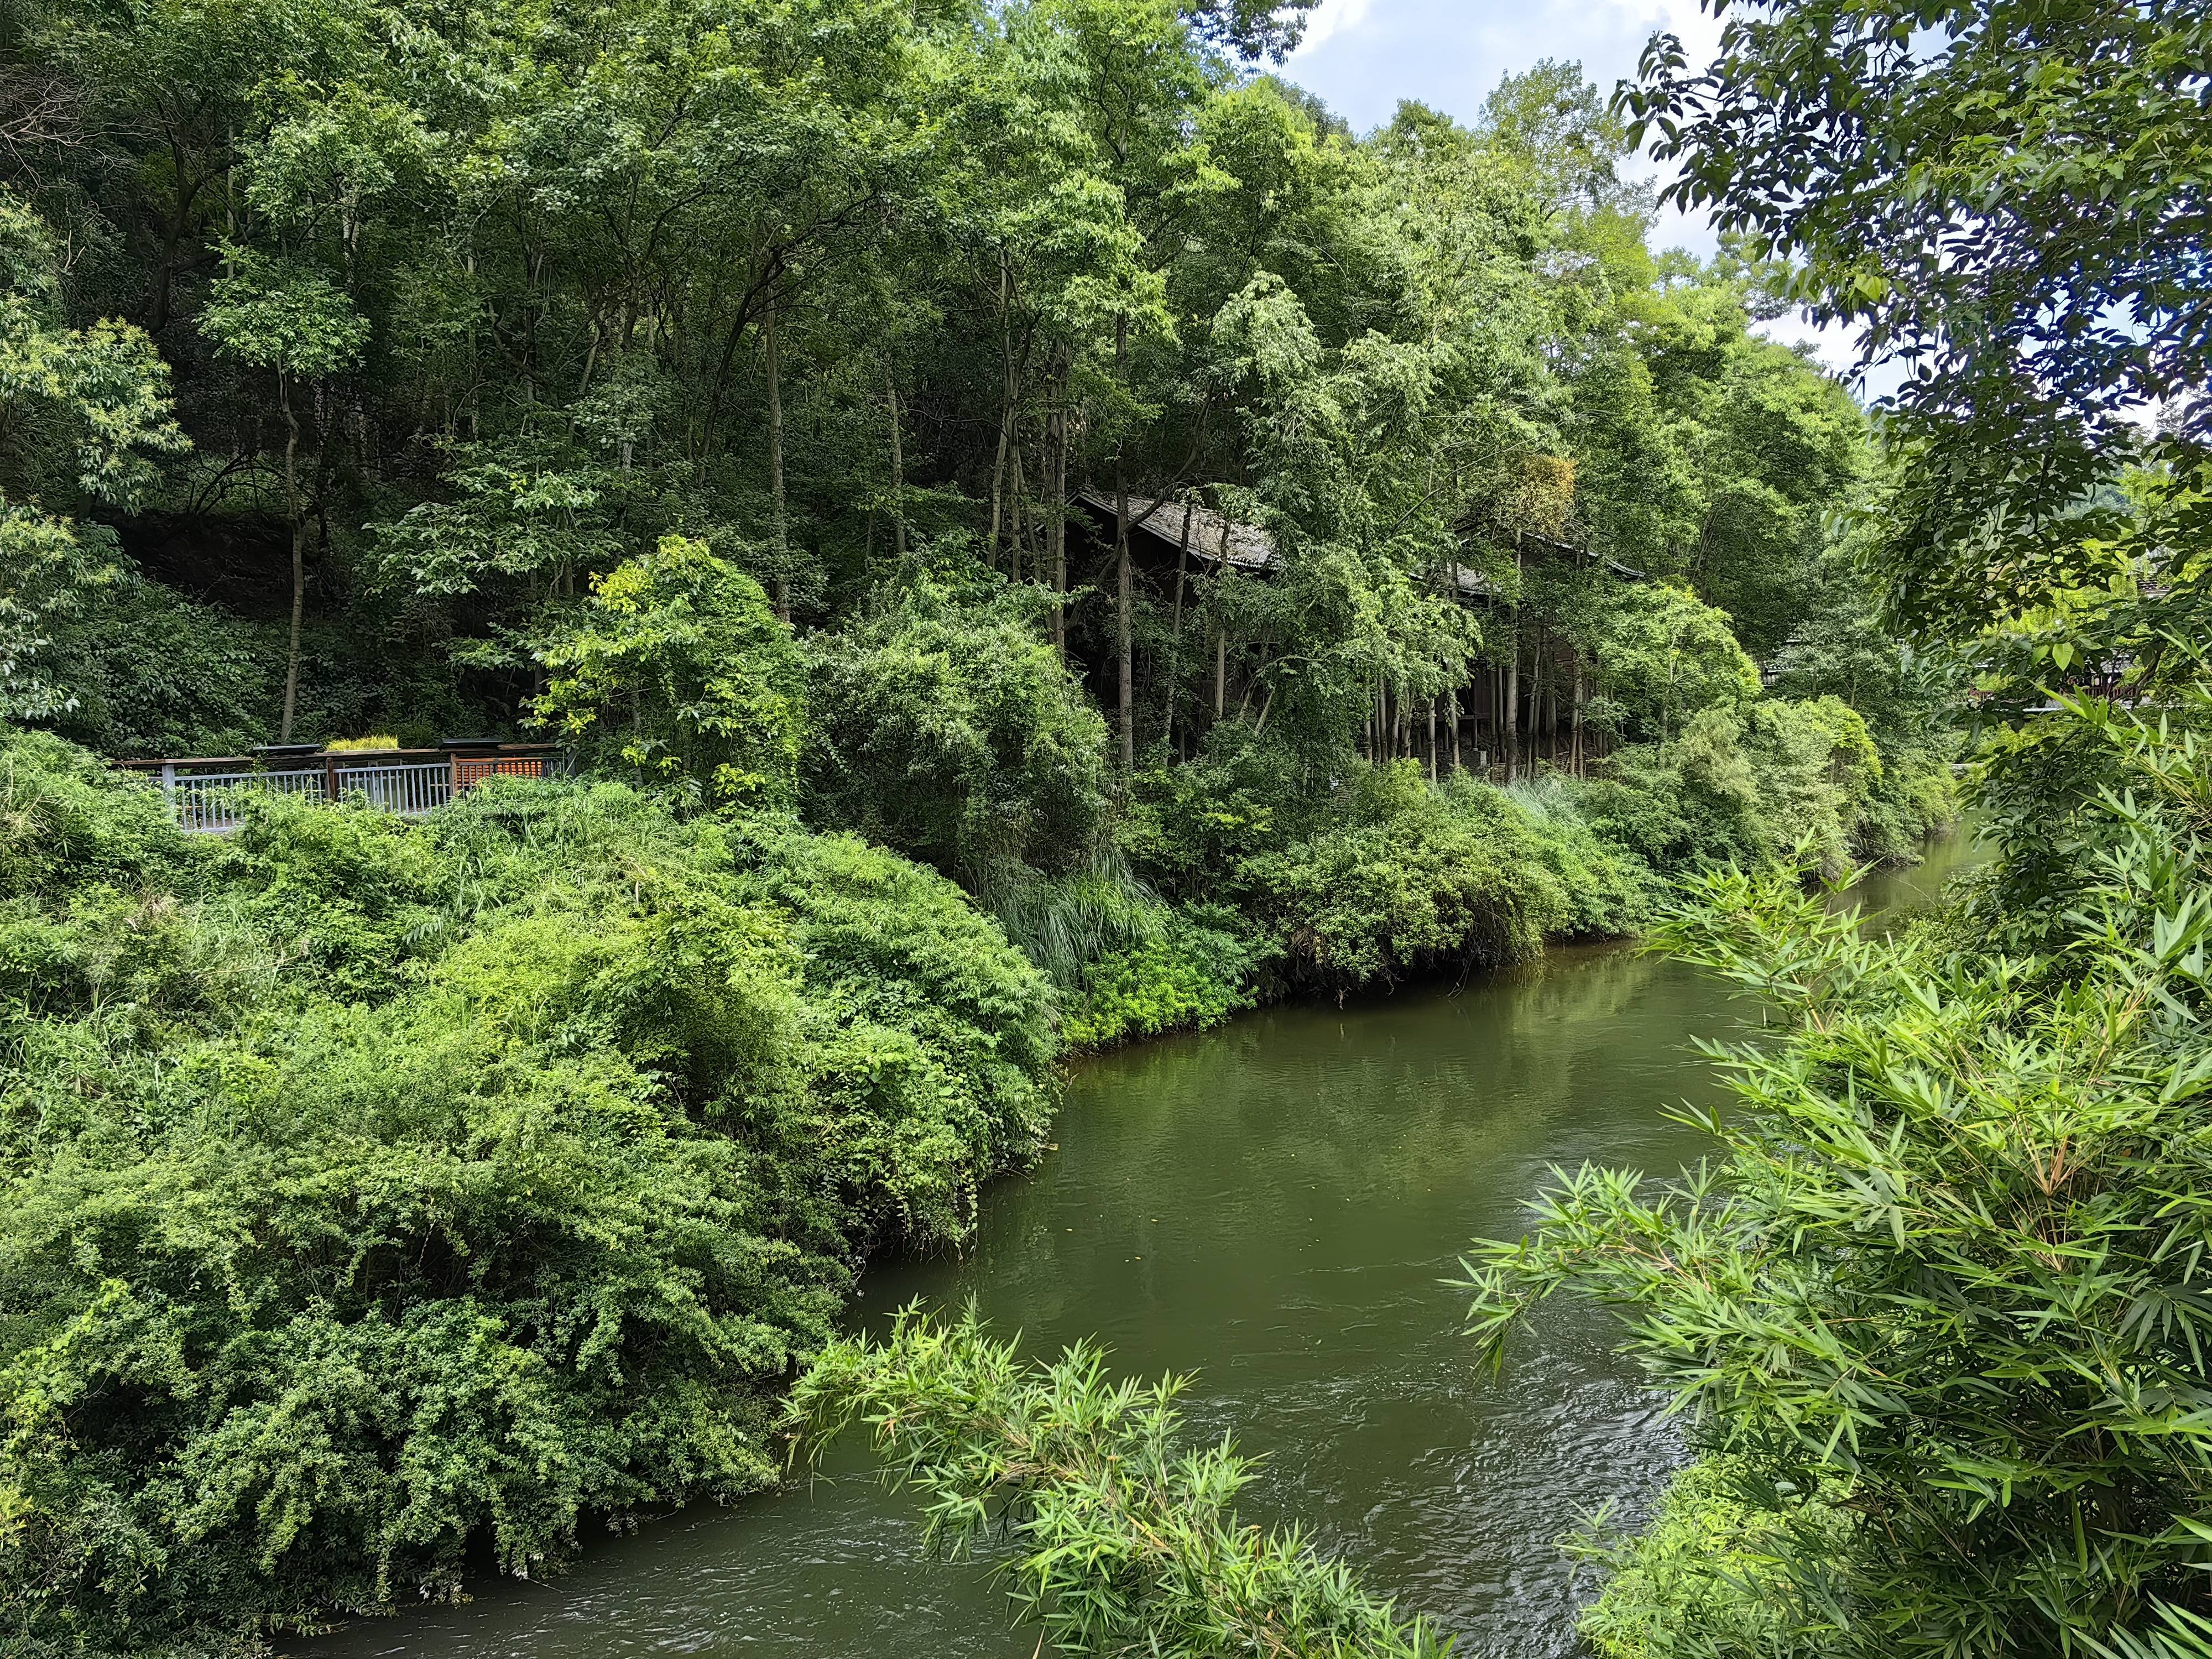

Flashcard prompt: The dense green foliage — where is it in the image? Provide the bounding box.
[0,0,1913,780]
[1629,0,2210,645]
[0,729,1055,1653]
[803,570,1111,878]
[1470,797,2212,1654]
[794,1306,1447,1658]
[1563,1459,1848,1659]
[790,1,2212,1655]
[531,534,806,808]
[0,0,1967,1647]
[1454,7,2212,1657]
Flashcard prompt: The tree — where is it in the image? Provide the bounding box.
[199,256,368,740]
[0,190,185,722]
[1591,580,1760,743]
[802,567,1110,879]
[1624,0,2212,641]
[530,533,804,808]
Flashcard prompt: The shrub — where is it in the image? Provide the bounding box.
[1059,905,1262,1051]
[0,737,1056,1655]
[1740,696,1880,877]
[531,534,804,808]
[1587,698,1942,881]
[1567,1459,1849,1659]
[1243,763,1575,988]
[802,574,1109,878]
[41,570,280,759]
[792,1306,1449,1659]
[1591,582,1762,744]
[1498,774,1660,936]
[1118,727,1315,902]
[0,727,199,917]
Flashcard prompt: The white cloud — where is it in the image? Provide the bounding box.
[1292,0,1379,58]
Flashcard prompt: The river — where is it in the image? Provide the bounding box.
[302,834,1978,1659]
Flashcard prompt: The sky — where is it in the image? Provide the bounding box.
[1280,0,1871,384]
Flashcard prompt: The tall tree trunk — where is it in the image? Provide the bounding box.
[988,257,1012,564]
[1114,314,1133,773]
[887,369,906,559]
[1504,637,1519,784]
[1009,440,1030,583]
[1571,659,1585,777]
[765,293,788,620]
[1215,624,1226,721]
[1048,365,1068,656]
[1448,685,1460,773]
[1426,696,1437,782]
[1530,637,1546,770]
[279,372,304,744]
[1161,499,1192,747]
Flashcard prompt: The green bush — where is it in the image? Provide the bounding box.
[793,1306,1448,1659]
[803,574,1110,878]
[1567,1459,1848,1659]
[0,735,1056,1655]
[1467,770,2212,1657]
[1059,904,1262,1051]
[1590,582,1762,744]
[531,534,805,809]
[43,571,280,759]
[1244,763,1586,989]
[1587,697,1950,881]
[1119,727,1316,903]
[0,726,191,899]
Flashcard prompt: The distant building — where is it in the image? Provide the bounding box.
[1069,489,1645,778]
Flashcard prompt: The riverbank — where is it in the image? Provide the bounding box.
[1056,746,1961,1052]
[0,726,1959,1658]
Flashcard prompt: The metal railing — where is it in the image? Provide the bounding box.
[163,766,326,834]
[329,760,455,817]
[127,745,561,834]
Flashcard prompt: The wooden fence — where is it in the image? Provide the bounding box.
[118,744,564,834]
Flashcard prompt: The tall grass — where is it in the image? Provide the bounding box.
[972,848,1167,988]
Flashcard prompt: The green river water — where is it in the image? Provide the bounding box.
[305,836,1979,1659]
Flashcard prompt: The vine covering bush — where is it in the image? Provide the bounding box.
[0,729,1054,1655]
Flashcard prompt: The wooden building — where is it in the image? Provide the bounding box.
[1071,489,1642,780]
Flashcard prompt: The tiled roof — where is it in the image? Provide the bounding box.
[1076,491,1274,570]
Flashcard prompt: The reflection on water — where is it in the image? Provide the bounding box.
[299,832,1980,1659]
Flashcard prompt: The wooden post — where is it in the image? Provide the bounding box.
[1161,499,1192,750]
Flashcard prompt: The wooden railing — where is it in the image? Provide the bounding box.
[118,744,564,834]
